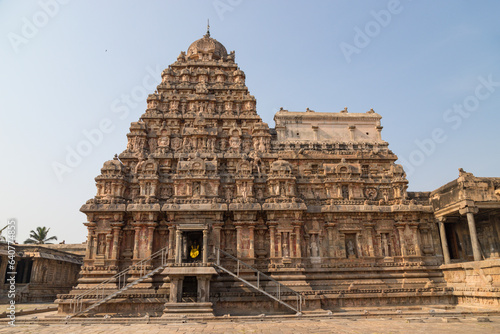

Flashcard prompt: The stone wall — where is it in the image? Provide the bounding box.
[441,259,500,308]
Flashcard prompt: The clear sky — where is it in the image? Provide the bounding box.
[1,0,499,244]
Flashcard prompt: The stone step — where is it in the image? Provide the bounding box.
[162,302,214,317]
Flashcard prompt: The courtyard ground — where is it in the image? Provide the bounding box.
[1,315,500,334]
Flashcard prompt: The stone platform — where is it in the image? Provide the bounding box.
[2,308,500,334]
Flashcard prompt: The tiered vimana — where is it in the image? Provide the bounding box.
[57,30,451,317]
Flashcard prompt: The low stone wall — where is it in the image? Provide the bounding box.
[441,259,500,308]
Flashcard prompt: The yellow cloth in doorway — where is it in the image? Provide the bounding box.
[190,245,199,258]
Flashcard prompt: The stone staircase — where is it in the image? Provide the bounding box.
[213,248,303,314]
[69,247,168,318]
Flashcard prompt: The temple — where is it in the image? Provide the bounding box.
[55,32,500,317]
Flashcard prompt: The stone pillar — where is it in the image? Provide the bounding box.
[269,225,276,258]
[437,218,451,264]
[304,234,310,258]
[168,225,176,261]
[277,232,282,258]
[84,222,96,260]
[175,229,182,264]
[460,206,481,261]
[133,225,141,260]
[410,224,422,256]
[111,225,122,261]
[235,225,243,258]
[202,228,208,264]
[104,234,112,259]
[90,235,97,260]
[197,276,210,303]
[294,225,302,258]
[375,233,382,257]
[248,225,255,259]
[396,225,407,257]
[169,277,180,303]
[326,224,335,257]
[145,225,155,258]
[213,223,222,252]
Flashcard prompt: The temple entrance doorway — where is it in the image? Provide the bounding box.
[182,276,198,302]
[185,231,203,263]
[445,223,462,260]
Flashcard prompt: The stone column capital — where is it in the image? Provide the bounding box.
[267,220,278,227]
[395,223,406,230]
[459,206,478,215]
[111,222,125,228]
[435,216,447,223]
[363,222,375,229]
[84,221,97,229]
[408,222,420,229]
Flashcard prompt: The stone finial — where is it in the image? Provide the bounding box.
[341,107,348,113]
[367,108,375,114]
[458,168,474,179]
[113,154,118,160]
[458,168,469,177]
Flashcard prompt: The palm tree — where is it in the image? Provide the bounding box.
[24,227,57,244]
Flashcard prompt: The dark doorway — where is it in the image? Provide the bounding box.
[14,259,33,283]
[182,276,198,302]
[185,231,203,263]
[445,224,461,260]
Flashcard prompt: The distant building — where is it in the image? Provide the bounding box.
[0,243,83,302]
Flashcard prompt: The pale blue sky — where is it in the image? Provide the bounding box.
[1,0,499,243]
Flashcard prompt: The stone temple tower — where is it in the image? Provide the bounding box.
[57,31,449,317]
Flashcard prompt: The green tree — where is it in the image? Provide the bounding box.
[24,226,57,244]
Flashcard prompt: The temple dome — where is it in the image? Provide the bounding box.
[187,33,228,60]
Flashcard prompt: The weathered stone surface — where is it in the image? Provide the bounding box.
[53,32,500,316]
[0,244,82,302]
